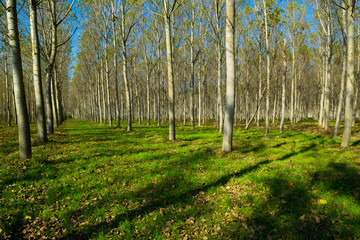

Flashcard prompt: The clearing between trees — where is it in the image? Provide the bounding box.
[1,119,360,239]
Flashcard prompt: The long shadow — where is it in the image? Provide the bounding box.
[58,142,318,238]
[0,141,18,156]
[223,177,335,239]
[233,141,267,154]
[351,139,360,147]
[60,160,273,239]
[222,162,360,239]
[278,143,317,161]
[312,162,360,204]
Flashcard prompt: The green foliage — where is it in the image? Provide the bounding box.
[1,120,360,239]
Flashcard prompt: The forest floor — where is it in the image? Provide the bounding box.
[1,119,360,239]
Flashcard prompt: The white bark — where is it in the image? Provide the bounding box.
[222,0,235,153]
[164,0,176,141]
[6,0,32,159]
[29,0,47,142]
[342,0,355,147]
[263,0,270,139]
[280,39,287,133]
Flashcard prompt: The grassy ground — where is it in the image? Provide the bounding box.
[1,119,360,239]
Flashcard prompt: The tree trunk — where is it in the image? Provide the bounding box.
[341,1,355,147]
[29,0,47,142]
[190,8,195,130]
[257,54,262,127]
[164,1,176,141]
[104,40,112,127]
[280,39,287,133]
[6,0,32,159]
[45,71,54,134]
[101,60,107,124]
[323,30,331,131]
[198,65,202,127]
[222,0,235,153]
[290,48,296,126]
[144,48,151,126]
[5,56,12,127]
[157,31,161,127]
[122,41,132,131]
[113,18,120,128]
[333,4,347,137]
[54,67,62,124]
[51,73,58,128]
[97,68,103,124]
[121,6,132,131]
[215,0,223,133]
[263,0,270,139]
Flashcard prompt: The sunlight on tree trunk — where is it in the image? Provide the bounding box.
[222,0,235,153]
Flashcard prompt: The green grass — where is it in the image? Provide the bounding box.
[1,119,360,239]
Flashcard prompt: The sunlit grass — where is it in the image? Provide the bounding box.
[0,119,360,239]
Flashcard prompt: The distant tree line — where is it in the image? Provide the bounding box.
[0,0,358,157]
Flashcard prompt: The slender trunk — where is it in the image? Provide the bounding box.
[272,94,277,124]
[257,54,262,127]
[101,60,107,124]
[183,85,186,125]
[164,2,175,141]
[5,57,12,127]
[291,49,295,126]
[319,62,325,125]
[341,1,355,147]
[51,72,58,128]
[6,0,32,159]
[13,88,17,125]
[157,32,161,127]
[324,26,332,131]
[234,78,237,127]
[122,41,132,131]
[45,71,54,134]
[352,89,358,126]
[333,5,347,137]
[54,67,61,124]
[135,83,141,124]
[190,9,195,130]
[122,5,132,131]
[215,0,223,133]
[29,0,47,142]
[97,68,103,124]
[280,39,287,133]
[45,0,58,134]
[222,0,235,153]
[144,48,151,126]
[146,69,150,126]
[263,0,270,139]
[104,40,112,127]
[113,18,120,128]
[198,65,202,127]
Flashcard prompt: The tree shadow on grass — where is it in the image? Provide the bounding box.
[278,143,317,161]
[60,155,273,239]
[230,177,335,239]
[233,141,267,154]
[351,139,360,147]
[57,141,320,239]
[222,161,360,239]
[311,162,360,204]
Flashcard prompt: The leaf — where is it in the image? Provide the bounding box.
[25,215,32,220]
[299,215,306,221]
